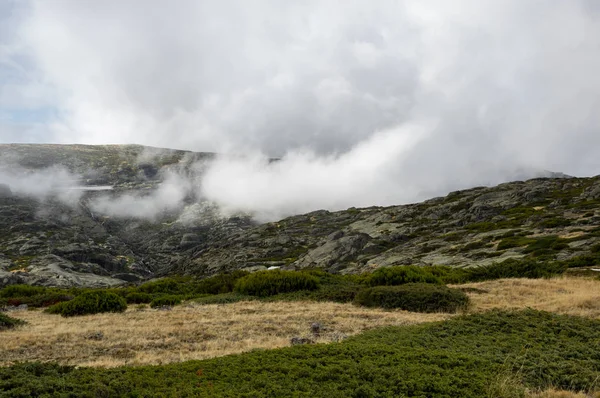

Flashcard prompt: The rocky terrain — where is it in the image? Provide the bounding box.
[0,144,252,287]
[174,175,600,276]
[0,144,598,287]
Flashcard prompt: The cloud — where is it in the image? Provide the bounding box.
[201,123,430,221]
[0,161,83,204]
[1,1,600,220]
[89,171,193,220]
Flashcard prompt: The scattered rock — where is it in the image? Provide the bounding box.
[310,322,323,337]
[3,304,28,312]
[290,337,314,346]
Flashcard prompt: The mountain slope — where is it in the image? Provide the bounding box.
[0,144,253,287]
[172,176,600,276]
[1,144,599,287]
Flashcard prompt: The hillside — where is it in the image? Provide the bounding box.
[174,175,600,276]
[0,144,252,287]
[0,144,599,288]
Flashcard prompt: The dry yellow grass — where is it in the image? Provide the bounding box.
[528,389,600,398]
[457,276,600,318]
[2,276,599,369]
[0,300,448,367]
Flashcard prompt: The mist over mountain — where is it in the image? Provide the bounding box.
[1,2,600,288]
[2,1,600,215]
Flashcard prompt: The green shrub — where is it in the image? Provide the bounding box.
[466,259,567,281]
[560,254,600,268]
[366,266,442,286]
[46,291,127,317]
[0,312,26,330]
[138,278,183,294]
[125,292,153,304]
[234,270,319,297]
[0,285,47,298]
[309,284,362,303]
[427,266,471,284]
[194,270,249,295]
[150,295,182,308]
[25,293,73,308]
[522,236,568,256]
[539,217,571,228]
[355,283,469,313]
[497,236,534,251]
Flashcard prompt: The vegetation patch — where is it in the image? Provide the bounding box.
[355,283,470,313]
[138,278,184,295]
[46,291,127,317]
[192,270,249,295]
[125,292,153,304]
[0,312,26,331]
[497,236,536,250]
[467,259,567,281]
[560,253,600,268]
[538,217,572,229]
[1,310,599,397]
[366,265,443,286]
[497,235,569,257]
[235,270,319,297]
[0,284,46,298]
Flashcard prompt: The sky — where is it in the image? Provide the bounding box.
[1,1,600,220]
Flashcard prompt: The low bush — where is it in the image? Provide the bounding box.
[355,283,470,313]
[193,270,249,295]
[125,292,153,304]
[497,236,536,251]
[560,253,600,268]
[309,284,362,303]
[0,285,47,298]
[25,293,74,308]
[138,278,183,295]
[366,265,443,286]
[466,259,567,281]
[234,270,319,297]
[46,291,127,317]
[427,266,471,284]
[522,236,569,256]
[150,295,182,308]
[0,290,74,308]
[0,312,26,330]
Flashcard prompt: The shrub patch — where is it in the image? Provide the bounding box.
[355,283,470,313]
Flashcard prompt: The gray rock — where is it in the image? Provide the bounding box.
[311,322,323,337]
[296,233,371,269]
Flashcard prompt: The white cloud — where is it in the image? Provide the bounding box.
[0,0,599,220]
